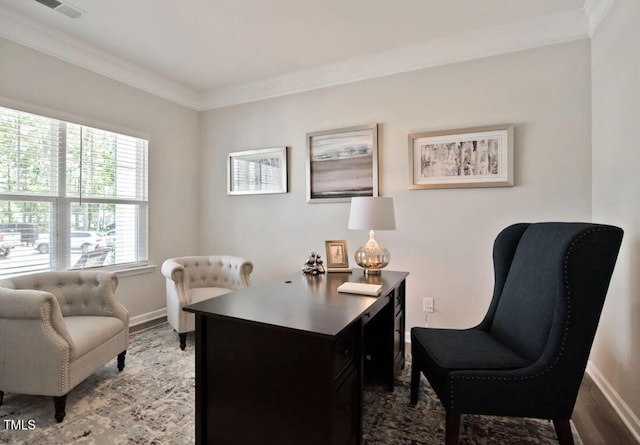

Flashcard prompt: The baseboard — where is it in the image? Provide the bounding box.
[130,308,167,327]
[586,360,640,443]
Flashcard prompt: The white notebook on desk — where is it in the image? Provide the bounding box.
[337,282,382,296]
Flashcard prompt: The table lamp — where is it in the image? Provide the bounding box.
[348,197,396,275]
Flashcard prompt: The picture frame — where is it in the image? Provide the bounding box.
[227,146,288,195]
[325,240,352,272]
[306,124,379,203]
[408,124,514,189]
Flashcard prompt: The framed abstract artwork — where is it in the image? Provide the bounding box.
[306,124,378,203]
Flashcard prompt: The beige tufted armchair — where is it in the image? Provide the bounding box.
[0,271,129,422]
[161,255,253,350]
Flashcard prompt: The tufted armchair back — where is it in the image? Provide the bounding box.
[0,271,122,318]
[177,256,251,290]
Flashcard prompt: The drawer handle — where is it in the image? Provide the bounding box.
[342,348,350,356]
[364,312,371,318]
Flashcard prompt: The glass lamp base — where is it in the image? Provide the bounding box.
[354,230,390,275]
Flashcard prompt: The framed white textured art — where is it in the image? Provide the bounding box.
[409,124,514,189]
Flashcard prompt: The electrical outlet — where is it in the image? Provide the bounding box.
[423,297,434,313]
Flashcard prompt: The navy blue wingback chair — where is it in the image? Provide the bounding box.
[410,222,623,445]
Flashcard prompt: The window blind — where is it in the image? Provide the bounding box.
[0,105,148,278]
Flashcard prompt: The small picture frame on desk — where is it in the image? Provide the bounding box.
[325,240,352,272]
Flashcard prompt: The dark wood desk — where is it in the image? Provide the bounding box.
[184,270,408,445]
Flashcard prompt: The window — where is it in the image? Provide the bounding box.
[0,105,148,279]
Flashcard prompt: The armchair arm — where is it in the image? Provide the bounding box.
[0,287,76,361]
[215,255,253,289]
[161,259,190,305]
[94,272,129,325]
[161,259,186,283]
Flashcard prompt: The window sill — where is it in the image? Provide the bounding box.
[103,263,157,277]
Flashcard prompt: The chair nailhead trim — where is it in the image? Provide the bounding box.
[449,226,620,411]
[40,301,70,393]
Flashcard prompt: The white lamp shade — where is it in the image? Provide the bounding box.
[348,197,396,231]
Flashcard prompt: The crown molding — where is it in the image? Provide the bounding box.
[0,8,204,110]
[583,0,615,36]
[202,9,590,110]
[1,6,592,111]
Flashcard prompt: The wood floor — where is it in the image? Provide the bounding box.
[132,321,636,444]
[574,373,638,444]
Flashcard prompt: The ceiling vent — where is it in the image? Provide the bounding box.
[34,0,84,19]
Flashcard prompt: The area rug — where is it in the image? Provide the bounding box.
[0,323,581,444]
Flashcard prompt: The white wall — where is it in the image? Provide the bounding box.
[0,37,200,319]
[200,40,592,332]
[591,0,640,439]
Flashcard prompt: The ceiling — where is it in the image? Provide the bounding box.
[0,0,609,110]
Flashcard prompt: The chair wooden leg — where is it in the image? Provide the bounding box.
[117,351,126,371]
[179,333,187,350]
[553,419,575,445]
[53,395,67,423]
[410,362,421,405]
[445,411,461,445]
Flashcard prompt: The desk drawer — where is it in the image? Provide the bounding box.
[333,327,356,378]
[394,309,405,376]
[332,368,358,445]
[361,295,387,327]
